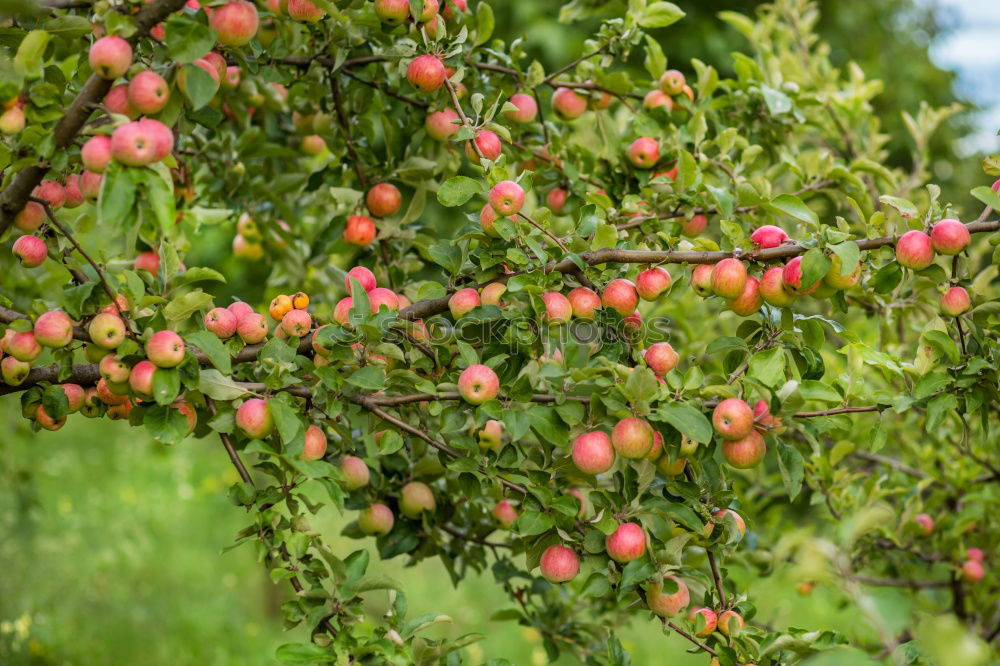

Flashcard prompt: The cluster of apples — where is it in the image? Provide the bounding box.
[342,183,403,248]
[626,70,695,169]
[895,217,975,317]
[911,514,989,585]
[712,397,782,469]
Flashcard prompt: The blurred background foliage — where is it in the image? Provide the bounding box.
[1,0,990,664]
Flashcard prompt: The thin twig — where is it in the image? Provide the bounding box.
[517,211,567,252]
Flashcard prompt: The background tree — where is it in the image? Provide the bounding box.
[1,0,999,664]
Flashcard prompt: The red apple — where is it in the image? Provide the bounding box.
[689,607,717,636]
[426,108,460,141]
[679,214,707,237]
[539,545,579,583]
[204,307,238,338]
[644,342,678,377]
[691,264,714,297]
[89,36,132,79]
[99,353,131,384]
[722,430,766,468]
[8,332,41,362]
[611,417,654,459]
[210,1,259,45]
[643,90,673,111]
[823,255,861,290]
[111,121,156,167]
[14,202,45,232]
[127,70,170,114]
[571,431,615,474]
[478,419,503,450]
[89,312,126,349]
[1,356,31,386]
[759,266,796,307]
[711,259,747,300]
[457,364,499,404]
[146,330,185,367]
[727,275,762,316]
[341,456,370,489]
[358,503,394,535]
[913,513,934,536]
[750,225,788,249]
[647,576,689,617]
[448,287,480,318]
[407,55,446,93]
[300,424,327,461]
[568,287,601,318]
[13,235,47,268]
[546,187,568,214]
[128,359,157,398]
[627,137,659,169]
[374,0,409,24]
[493,500,518,528]
[713,398,753,440]
[659,70,685,95]
[636,267,671,300]
[542,292,572,324]
[236,398,274,438]
[344,215,376,246]
[368,287,399,312]
[940,287,970,316]
[237,313,267,343]
[489,180,525,216]
[602,278,638,317]
[505,93,538,123]
[718,610,744,636]
[962,559,985,583]
[400,481,435,518]
[930,219,970,255]
[82,136,113,173]
[782,256,818,295]
[281,309,311,337]
[366,183,402,217]
[551,87,587,120]
[895,230,934,270]
[34,310,74,347]
[605,522,645,562]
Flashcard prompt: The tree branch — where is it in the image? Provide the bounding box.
[0,0,189,236]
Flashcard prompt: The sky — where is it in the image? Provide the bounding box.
[927,0,1000,152]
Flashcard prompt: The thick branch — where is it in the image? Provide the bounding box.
[0,0,189,235]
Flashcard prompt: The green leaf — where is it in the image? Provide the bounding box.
[14,30,51,79]
[179,63,217,110]
[625,367,658,403]
[347,366,385,391]
[639,2,685,28]
[437,176,483,207]
[163,290,214,322]
[655,402,712,443]
[427,240,462,274]
[514,511,554,536]
[800,248,831,290]
[98,163,137,227]
[768,193,819,227]
[642,34,666,80]
[619,559,653,591]
[152,368,181,406]
[829,241,860,275]
[274,643,334,664]
[185,330,231,374]
[197,369,247,400]
[970,185,1000,212]
[268,400,301,444]
[776,440,804,500]
[878,195,918,218]
[164,14,214,63]
[760,85,792,115]
[925,392,958,432]
[171,266,226,288]
[748,347,786,388]
[44,15,93,39]
[474,1,494,46]
[42,384,70,421]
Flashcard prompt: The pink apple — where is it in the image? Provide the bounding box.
[551,87,587,120]
[33,180,65,208]
[722,430,766,468]
[478,419,503,450]
[63,175,84,208]
[480,282,506,306]
[89,312,126,349]
[111,121,156,167]
[602,278,638,316]
[367,183,402,217]
[457,364,499,404]
[636,267,671,300]
[425,108,460,141]
[89,36,132,79]
[287,0,324,20]
[505,93,538,123]
[137,118,174,162]
[1,356,31,386]
[759,266,796,307]
[750,225,789,248]
[344,215,376,246]
[967,547,985,563]
[626,137,659,169]
[368,287,399,311]
[341,456,370,489]
[14,202,45,231]
[713,398,753,440]
[727,275,762,316]
[0,106,25,135]
[333,298,353,326]
[782,256,818,295]
[128,359,157,397]
[542,292,572,324]
[300,135,326,156]
[281,309,312,337]
[236,398,274,438]
[644,342,678,377]
[647,576,689,617]
[100,353,131,384]
[82,134,114,173]
[962,559,985,583]
[895,230,934,270]
[493,500,518,528]
[448,287,480,319]
[546,187,568,214]
[127,70,170,115]
[33,310,74,347]
[713,509,747,538]
[358,503,394,535]
[689,607,717,636]
[489,180,525,216]
[228,301,254,321]
[407,55,446,93]
[718,610,744,636]
[678,214,707,237]
[12,235,47,268]
[572,431,615,474]
[210,1,259,45]
[913,513,934,535]
[8,332,41,362]
[643,90,673,111]
[940,286,971,316]
[345,266,377,294]
[301,424,327,461]
[568,287,601,318]
[711,258,747,299]
[237,313,267,343]
[374,0,409,24]
[605,522,646,562]
[539,545,579,583]
[146,330,185,367]
[400,481,435,518]
[104,84,136,117]
[611,417,654,459]
[659,70,685,95]
[930,219,970,255]
[691,264,714,297]
[465,130,502,161]
[60,383,86,412]
[80,170,103,201]
[204,307,238,338]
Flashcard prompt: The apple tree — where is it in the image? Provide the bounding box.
[1,0,998,663]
